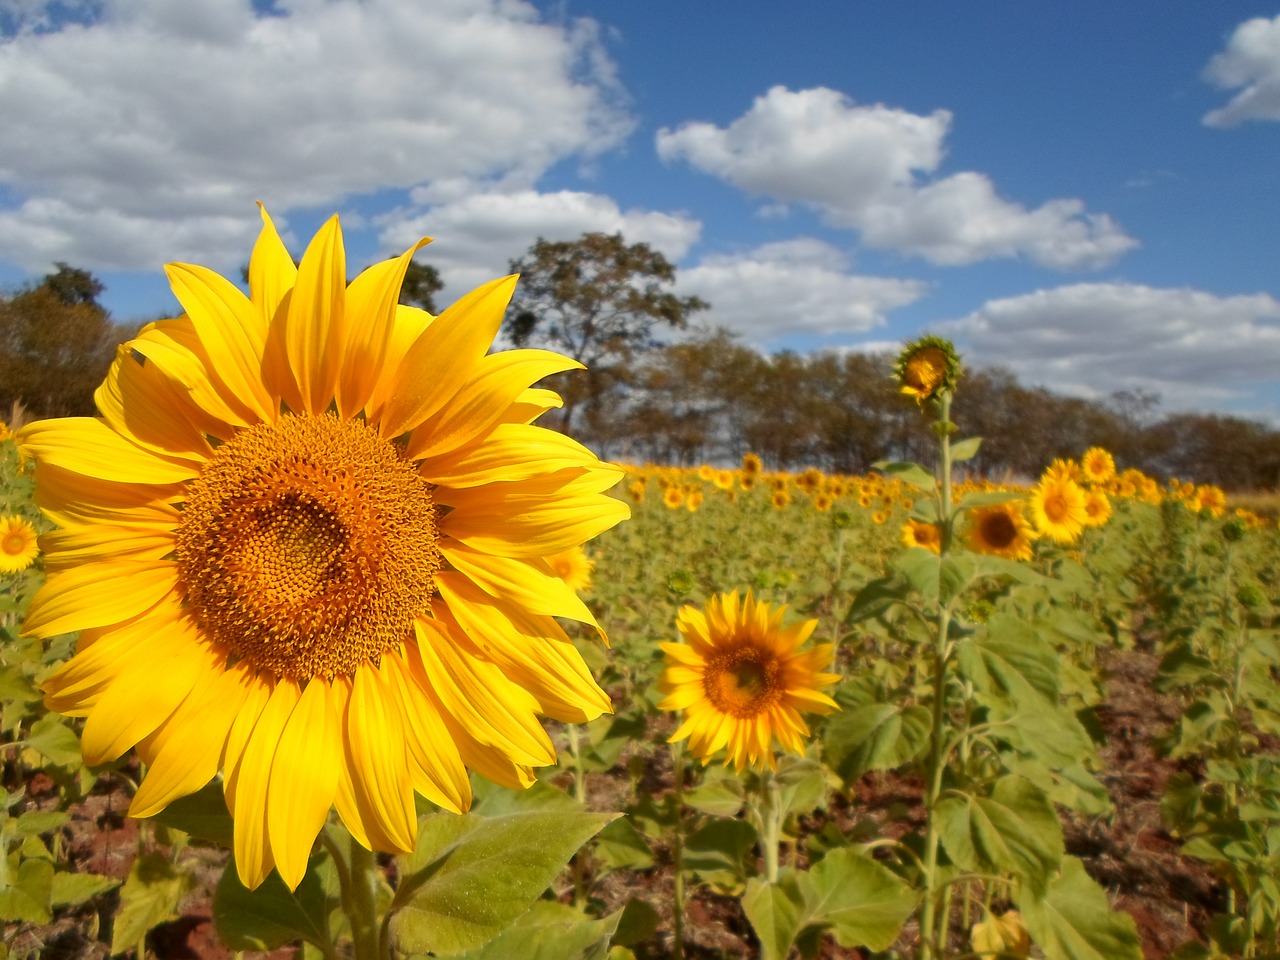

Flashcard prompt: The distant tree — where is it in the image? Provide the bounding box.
[505,232,708,438]
[398,260,443,314]
[0,266,119,417]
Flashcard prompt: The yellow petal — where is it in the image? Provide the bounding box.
[129,661,254,818]
[282,214,346,414]
[440,542,600,631]
[383,652,470,814]
[130,319,251,435]
[504,387,563,426]
[418,422,599,489]
[19,418,200,486]
[40,524,174,572]
[229,677,300,890]
[344,662,416,854]
[23,560,177,639]
[95,345,215,460]
[80,623,214,764]
[268,678,341,890]
[165,261,273,422]
[328,676,372,850]
[375,275,517,438]
[409,620,554,766]
[248,204,296,332]
[406,350,582,461]
[339,239,431,420]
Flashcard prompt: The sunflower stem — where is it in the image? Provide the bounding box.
[345,834,384,960]
[761,767,783,884]
[670,740,687,960]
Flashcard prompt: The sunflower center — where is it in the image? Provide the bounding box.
[1042,491,1070,522]
[175,413,440,681]
[2,533,26,556]
[980,512,1018,548]
[705,650,780,718]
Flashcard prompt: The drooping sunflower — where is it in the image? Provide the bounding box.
[894,335,960,405]
[965,502,1035,560]
[19,209,629,891]
[0,515,39,573]
[658,590,839,770]
[1030,475,1087,544]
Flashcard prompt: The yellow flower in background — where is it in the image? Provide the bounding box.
[966,502,1035,560]
[1080,447,1116,485]
[1192,484,1227,517]
[19,209,628,892]
[658,590,839,771]
[894,335,960,405]
[1042,457,1083,485]
[1082,488,1112,527]
[0,421,10,443]
[663,485,685,509]
[770,489,792,510]
[685,486,705,512]
[1031,475,1087,544]
[712,469,735,491]
[547,545,594,593]
[0,515,39,573]
[741,452,763,476]
[902,519,942,553]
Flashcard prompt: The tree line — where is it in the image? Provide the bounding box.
[3,239,1279,491]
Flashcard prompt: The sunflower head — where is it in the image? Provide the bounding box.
[1031,475,1087,544]
[741,452,763,475]
[1079,447,1116,485]
[547,545,594,593]
[965,502,1035,560]
[658,590,839,771]
[1082,488,1112,528]
[894,335,961,405]
[0,515,39,574]
[902,519,942,553]
[20,208,628,892]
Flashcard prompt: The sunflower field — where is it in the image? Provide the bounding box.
[1,219,1280,960]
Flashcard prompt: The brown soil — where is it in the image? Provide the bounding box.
[8,645,1226,960]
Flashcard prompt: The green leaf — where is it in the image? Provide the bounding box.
[798,847,918,951]
[214,853,331,951]
[844,573,912,625]
[389,810,614,957]
[13,810,69,837]
[773,756,829,817]
[950,436,983,462]
[470,777,578,815]
[874,460,937,491]
[958,615,1060,706]
[957,489,1028,511]
[936,777,1063,892]
[149,781,235,845]
[824,703,930,783]
[1016,857,1142,960]
[50,870,118,908]
[894,548,941,602]
[0,857,53,924]
[612,897,660,948]
[111,851,197,956]
[25,715,82,768]
[593,816,655,871]
[683,771,745,817]
[939,554,977,604]
[683,817,758,887]
[742,874,807,960]
[445,901,621,960]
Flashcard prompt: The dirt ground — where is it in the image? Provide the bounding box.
[9,643,1226,960]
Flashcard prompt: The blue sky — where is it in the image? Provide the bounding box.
[2,0,1279,418]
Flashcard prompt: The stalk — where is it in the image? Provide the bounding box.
[670,741,687,960]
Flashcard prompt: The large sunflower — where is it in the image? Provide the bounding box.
[658,590,839,771]
[18,208,629,891]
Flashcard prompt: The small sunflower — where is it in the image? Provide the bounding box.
[663,485,685,509]
[1079,447,1116,485]
[0,516,39,573]
[658,590,839,770]
[1082,488,1112,527]
[741,452,763,476]
[1031,475,1087,544]
[902,519,942,553]
[894,335,960,405]
[547,546,594,593]
[1041,458,1083,485]
[965,502,1035,560]
[20,209,628,892]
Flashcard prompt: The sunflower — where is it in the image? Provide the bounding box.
[895,335,960,404]
[741,452,763,476]
[547,546,594,593]
[1082,488,1112,527]
[965,502,1035,560]
[19,209,628,892]
[1079,447,1115,485]
[1030,475,1087,544]
[663,485,685,509]
[902,519,942,553]
[0,515,39,573]
[658,590,839,770]
[1041,458,1083,485]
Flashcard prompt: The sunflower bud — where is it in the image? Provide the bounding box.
[894,335,961,405]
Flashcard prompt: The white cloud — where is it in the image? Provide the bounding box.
[377,188,702,297]
[1202,15,1280,126]
[940,283,1280,409]
[656,85,1136,269]
[0,0,632,272]
[676,238,927,346]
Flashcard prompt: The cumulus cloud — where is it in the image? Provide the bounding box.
[377,188,702,296]
[0,0,632,272]
[940,283,1280,409]
[656,86,1136,270]
[676,238,927,346]
[1202,14,1280,126]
